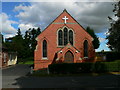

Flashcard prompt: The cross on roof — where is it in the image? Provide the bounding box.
[62,16,68,24]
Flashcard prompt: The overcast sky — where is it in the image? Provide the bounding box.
[1,1,116,51]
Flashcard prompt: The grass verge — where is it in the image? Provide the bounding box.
[18,61,34,64]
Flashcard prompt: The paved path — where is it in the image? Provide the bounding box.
[2,64,120,89]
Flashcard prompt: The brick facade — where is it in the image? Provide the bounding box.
[34,10,95,70]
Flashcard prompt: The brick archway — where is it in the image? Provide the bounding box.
[64,51,74,63]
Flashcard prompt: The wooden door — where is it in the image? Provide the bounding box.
[64,51,74,63]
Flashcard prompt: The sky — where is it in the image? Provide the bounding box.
[1,0,117,52]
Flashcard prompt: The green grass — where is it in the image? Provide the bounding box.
[18,61,34,64]
[18,57,34,64]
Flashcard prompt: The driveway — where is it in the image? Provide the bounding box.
[2,64,120,89]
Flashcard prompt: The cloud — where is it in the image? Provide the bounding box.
[18,23,38,34]
[1,13,17,35]
[99,37,106,42]
[14,2,114,33]
[14,2,113,33]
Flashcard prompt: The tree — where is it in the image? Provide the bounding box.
[107,1,120,52]
[23,27,41,57]
[86,27,100,49]
[12,28,24,58]
[4,27,41,59]
[4,28,24,58]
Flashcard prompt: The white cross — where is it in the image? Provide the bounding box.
[62,16,68,24]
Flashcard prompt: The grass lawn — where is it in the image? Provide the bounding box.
[18,57,34,64]
[18,61,34,64]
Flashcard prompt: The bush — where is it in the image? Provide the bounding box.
[48,62,120,74]
[97,52,120,62]
[49,63,94,74]
[106,52,120,61]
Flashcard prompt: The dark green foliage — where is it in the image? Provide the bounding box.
[93,62,106,72]
[86,27,100,49]
[106,52,120,61]
[48,62,119,74]
[97,51,120,61]
[107,1,120,52]
[23,27,41,58]
[4,27,41,61]
[4,28,24,58]
[49,63,94,74]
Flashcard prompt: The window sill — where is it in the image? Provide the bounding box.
[42,57,48,60]
[84,57,88,59]
[57,46,64,48]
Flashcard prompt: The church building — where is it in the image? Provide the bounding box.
[34,9,95,70]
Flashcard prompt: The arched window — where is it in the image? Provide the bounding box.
[69,30,73,45]
[43,40,47,58]
[84,40,88,57]
[64,28,68,45]
[58,30,63,45]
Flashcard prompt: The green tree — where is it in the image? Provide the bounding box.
[107,1,120,52]
[23,29,31,58]
[23,27,41,57]
[12,28,24,58]
[4,28,24,58]
[86,27,100,49]
[4,27,41,59]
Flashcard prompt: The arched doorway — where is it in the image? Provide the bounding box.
[64,51,74,63]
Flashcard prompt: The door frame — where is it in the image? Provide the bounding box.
[64,50,74,63]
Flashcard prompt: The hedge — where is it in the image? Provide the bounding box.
[97,52,120,61]
[48,62,120,74]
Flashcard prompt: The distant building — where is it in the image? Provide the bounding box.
[0,33,17,68]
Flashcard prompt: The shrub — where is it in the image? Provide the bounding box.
[48,63,94,74]
[48,62,119,74]
[97,52,120,61]
[106,52,120,61]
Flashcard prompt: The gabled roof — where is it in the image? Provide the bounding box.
[57,43,80,54]
[36,9,93,40]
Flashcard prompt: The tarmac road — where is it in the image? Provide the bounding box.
[2,64,120,89]
[2,64,30,88]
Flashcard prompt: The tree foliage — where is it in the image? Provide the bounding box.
[4,27,41,59]
[23,27,41,58]
[107,1,120,52]
[86,26,100,49]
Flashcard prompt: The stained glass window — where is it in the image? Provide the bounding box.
[58,30,63,45]
[69,30,73,45]
[43,40,47,58]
